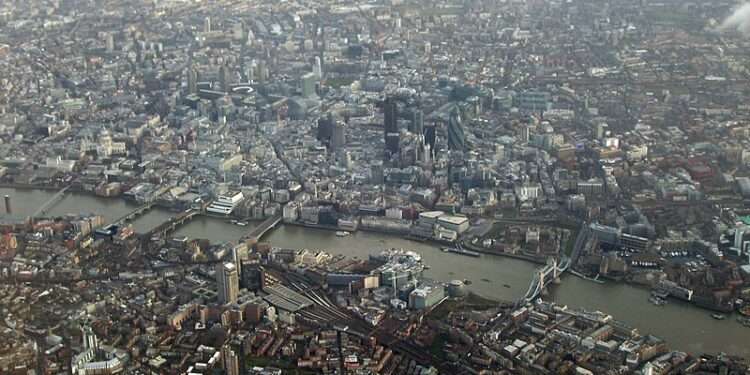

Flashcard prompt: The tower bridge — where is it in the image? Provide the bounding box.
[517,223,589,306]
[519,257,569,305]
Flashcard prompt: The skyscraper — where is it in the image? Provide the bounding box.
[248,60,257,82]
[384,97,398,135]
[447,106,466,151]
[422,142,432,164]
[424,123,436,152]
[187,67,198,94]
[219,65,231,92]
[241,263,265,291]
[204,16,212,33]
[313,56,322,78]
[521,124,531,143]
[217,262,239,305]
[231,246,242,276]
[384,97,399,155]
[411,109,424,136]
[105,33,115,53]
[331,120,346,152]
[317,113,334,145]
[222,345,240,375]
[301,72,317,98]
[258,60,268,82]
[371,161,384,184]
[386,133,400,156]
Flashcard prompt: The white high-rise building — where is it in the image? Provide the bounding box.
[313,56,322,78]
[217,262,239,305]
[204,16,211,33]
[105,33,114,53]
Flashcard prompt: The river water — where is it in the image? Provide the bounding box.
[1,188,747,357]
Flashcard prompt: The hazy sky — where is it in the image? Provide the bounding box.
[720,3,750,36]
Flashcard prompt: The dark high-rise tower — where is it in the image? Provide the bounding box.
[447,106,466,151]
[384,97,399,155]
[384,97,398,134]
[386,133,400,156]
[317,113,334,145]
[411,109,424,136]
[424,123,436,151]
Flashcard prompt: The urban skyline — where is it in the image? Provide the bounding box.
[1,0,750,374]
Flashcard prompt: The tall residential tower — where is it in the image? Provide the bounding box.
[217,262,239,305]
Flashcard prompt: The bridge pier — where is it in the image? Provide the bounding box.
[537,270,545,296]
[550,258,561,284]
[519,256,569,306]
[537,269,544,287]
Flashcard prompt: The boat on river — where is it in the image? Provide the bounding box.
[649,296,667,306]
[570,269,605,284]
[711,313,726,320]
[441,243,481,257]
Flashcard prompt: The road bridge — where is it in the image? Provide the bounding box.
[519,257,567,305]
[516,224,589,306]
[242,212,282,241]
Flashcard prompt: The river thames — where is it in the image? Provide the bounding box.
[2,187,747,357]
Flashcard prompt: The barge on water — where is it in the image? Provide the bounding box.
[441,244,481,258]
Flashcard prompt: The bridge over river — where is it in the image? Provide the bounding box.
[517,222,590,306]
[241,212,282,241]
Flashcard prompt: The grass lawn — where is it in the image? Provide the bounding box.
[324,77,355,88]
[428,299,459,320]
[464,292,498,309]
[428,293,498,320]
[246,356,319,375]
